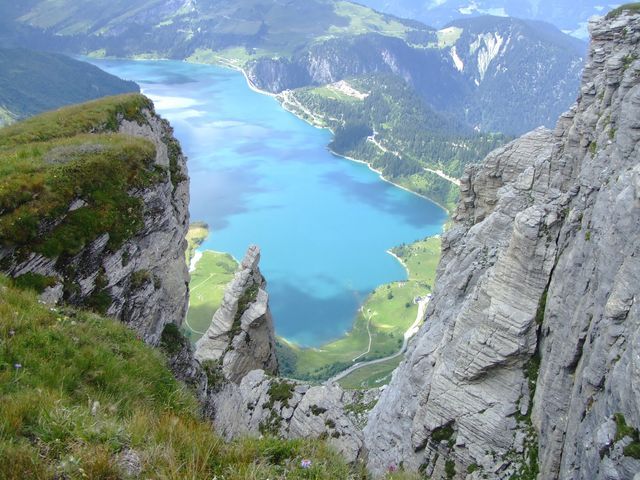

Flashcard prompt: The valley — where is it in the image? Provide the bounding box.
[89,58,446,384]
[1,2,639,479]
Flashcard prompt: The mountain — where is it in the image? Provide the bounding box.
[0,96,358,479]
[0,0,583,135]
[365,7,640,478]
[0,94,188,344]
[441,16,586,133]
[355,0,613,38]
[0,0,585,209]
[0,0,424,58]
[0,48,139,126]
[180,6,640,478]
[1,5,638,479]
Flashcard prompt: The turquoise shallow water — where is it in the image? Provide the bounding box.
[90,59,447,346]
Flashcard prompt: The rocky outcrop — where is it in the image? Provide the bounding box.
[1,104,190,345]
[208,369,376,463]
[193,245,373,463]
[364,9,640,479]
[195,245,278,382]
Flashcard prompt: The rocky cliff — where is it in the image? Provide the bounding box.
[195,245,279,382]
[0,94,189,345]
[363,8,640,479]
[193,246,370,463]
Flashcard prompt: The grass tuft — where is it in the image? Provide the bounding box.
[0,94,167,259]
[0,275,374,479]
[606,3,640,19]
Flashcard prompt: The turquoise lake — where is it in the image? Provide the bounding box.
[90,59,447,346]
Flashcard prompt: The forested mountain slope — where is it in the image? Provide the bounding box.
[0,48,138,126]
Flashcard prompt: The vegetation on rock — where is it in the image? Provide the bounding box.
[0,275,373,479]
[0,94,163,259]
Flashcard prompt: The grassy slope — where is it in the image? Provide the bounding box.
[183,222,238,343]
[185,221,209,265]
[338,355,402,389]
[0,275,375,479]
[0,94,165,262]
[5,0,422,61]
[336,237,440,388]
[281,237,441,382]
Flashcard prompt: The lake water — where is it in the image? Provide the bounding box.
[90,59,447,346]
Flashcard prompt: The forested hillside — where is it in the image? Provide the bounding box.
[0,0,584,208]
[0,48,138,126]
[282,75,507,209]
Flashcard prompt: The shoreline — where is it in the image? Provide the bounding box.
[386,249,410,277]
[329,148,450,214]
[197,56,279,98]
[206,59,450,214]
[106,55,443,381]
[203,60,447,376]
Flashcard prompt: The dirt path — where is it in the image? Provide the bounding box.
[326,297,429,384]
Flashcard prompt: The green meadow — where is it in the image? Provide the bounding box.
[338,356,403,390]
[184,222,441,386]
[183,223,238,342]
[279,236,441,383]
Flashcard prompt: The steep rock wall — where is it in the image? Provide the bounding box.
[193,246,370,463]
[364,10,640,479]
[0,101,189,345]
[195,245,279,382]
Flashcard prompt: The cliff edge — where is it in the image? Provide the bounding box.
[365,8,640,479]
[0,94,190,345]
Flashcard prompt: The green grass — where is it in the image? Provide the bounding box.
[325,1,411,40]
[0,274,374,479]
[614,413,640,459]
[606,3,640,19]
[392,236,441,285]
[338,355,402,389]
[281,236,441,383]
[0,93,152,147]
[436,26,463,48]
[0,94,167,259]
[185,221,209,264]
[310,85,361,103]
[184,250,238,343]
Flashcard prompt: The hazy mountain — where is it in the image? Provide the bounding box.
[354,0,615,38]
[0,0,426,58]
[0,48,139,126]
[441,16,586,132]
[246,15,585,134]
[0,0,584,134]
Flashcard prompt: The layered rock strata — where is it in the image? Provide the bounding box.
[364,10,640,479]
[1,105,189,345]
[192,246,370,462]
[195,245,279,382]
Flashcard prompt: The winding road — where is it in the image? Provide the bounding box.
[325,297,430,384]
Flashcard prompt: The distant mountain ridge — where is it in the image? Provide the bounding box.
[0,0,584,208]
[0,0,584,135]
[442,16,586,132]
[0,48,139,126]
[354,0,612,38]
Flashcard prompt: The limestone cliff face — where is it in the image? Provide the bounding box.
[1,105,189,345]
[195,245,279,382]
[364,10,640,479]
[195,246,370,463]
[208,369,373,463]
